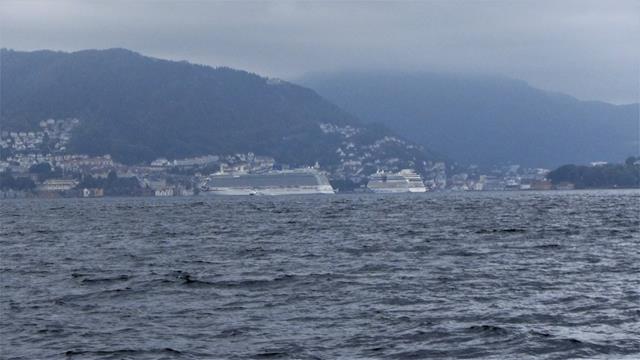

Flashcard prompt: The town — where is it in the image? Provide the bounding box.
[0,118,595,199]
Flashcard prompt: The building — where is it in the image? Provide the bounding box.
[554,182,575,190]
[38,179,78,192]
[82,188,104,197]
[154,188,174,197]
[530,180,553,190]
[151,158,170,167]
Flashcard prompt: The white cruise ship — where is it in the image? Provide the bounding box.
[366,169,426,193]
[200,168,334,196]
[399,169,428,192]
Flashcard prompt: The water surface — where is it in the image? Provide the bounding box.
[1,190,639,359]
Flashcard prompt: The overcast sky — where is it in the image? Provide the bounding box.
[1,0,638,104]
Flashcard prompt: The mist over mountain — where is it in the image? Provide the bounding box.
[301,71,639,168]
[0,49,436,172]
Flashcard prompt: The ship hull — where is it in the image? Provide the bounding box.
[202,185,334,196]
[368,187,411,194]
[200,170,334,196]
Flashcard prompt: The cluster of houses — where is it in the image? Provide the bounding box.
[0,149,280,199]
[0,118,79,153]
[447,165,555,191]
[1,118,580,198]
[0,138,568,198]
[320,122,430,185]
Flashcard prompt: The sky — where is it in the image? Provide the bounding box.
[1,0,638,104]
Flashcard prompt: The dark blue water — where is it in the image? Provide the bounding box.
[1,190,639,359]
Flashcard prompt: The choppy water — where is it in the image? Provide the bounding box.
[1,190,639,359]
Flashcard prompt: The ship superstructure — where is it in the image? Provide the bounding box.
[200,168,334,196]
[366,169,426,193]
[399,169,427,192]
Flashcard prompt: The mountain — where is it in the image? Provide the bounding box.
[0,49,436,175]
[300,71,639,168]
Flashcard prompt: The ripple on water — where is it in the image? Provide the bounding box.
[1,190,639,359]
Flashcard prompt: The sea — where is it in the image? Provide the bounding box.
[1,190,639,359]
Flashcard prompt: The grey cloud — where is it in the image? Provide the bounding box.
[1,0,638,103]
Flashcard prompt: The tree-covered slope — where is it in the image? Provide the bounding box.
[548,157,640,189]
[1,49,435,169]
[301,71,639,168]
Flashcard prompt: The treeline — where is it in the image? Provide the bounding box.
[78,171,145,196]
[2,163,71,192]
[1,168,145,196]
[0,171,36,191]
[547,157,640,189]
[28,162,62,181]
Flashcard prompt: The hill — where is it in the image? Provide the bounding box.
[0,49,436,176]
[300,71,639,168]
[548,157,640,189]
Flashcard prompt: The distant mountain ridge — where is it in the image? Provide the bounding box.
[0,49,437,174]
[301,71,639,167]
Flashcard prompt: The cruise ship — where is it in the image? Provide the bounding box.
[200,168,334,196]
[367,169,427,193]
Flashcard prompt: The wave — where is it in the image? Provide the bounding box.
[475,228,526,234]
[64,347,183,357]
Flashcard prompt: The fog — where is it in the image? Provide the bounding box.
[1,0,638,103]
